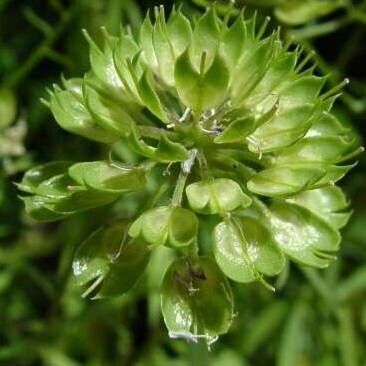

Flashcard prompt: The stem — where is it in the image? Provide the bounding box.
[338,306,359,366]
[336,26,365,71]
[146,181,169,210]
[300,267,338,313]
[300,264,360,364]
[298,39,366,113]
[197,150,211,181]
[288,17,350,40]
[171,169,188,207]
[4,3,78,88]
[171,149,198,206]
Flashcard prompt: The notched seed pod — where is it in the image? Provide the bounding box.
[129,205,199,248]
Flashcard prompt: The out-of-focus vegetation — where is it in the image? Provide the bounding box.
[0,0,365,365]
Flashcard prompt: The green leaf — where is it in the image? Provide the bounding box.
[129,206,198,248]
[161,257,233,343]
[287,186,351,229]
[17,161,71,193]
[213,216,285,283]
[174,49,229,113]
[247,165,325,197]
[269,202,341,268]
[186,178,252,214]
[0,88,16,129]
[68,161,146,193]
[275,0,344,25]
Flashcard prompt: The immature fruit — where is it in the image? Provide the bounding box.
[18,6,361,344]
[129,206,198,248]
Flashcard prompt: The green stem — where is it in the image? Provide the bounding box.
[337,306,359,366]
[146,181,169,210]
[288,17,350,40]
[336,26,365,71]
[197,150,211,181]
[301,267,360,366]
[299,40,366,113]
[288,0,366,41]
[171,149,198,206]
[300,267,338,313]
[171,168,188,207]
[4,3,78,88]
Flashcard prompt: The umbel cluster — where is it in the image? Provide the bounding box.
[18,6,361,344]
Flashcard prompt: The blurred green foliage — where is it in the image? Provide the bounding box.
[0,0,365,365]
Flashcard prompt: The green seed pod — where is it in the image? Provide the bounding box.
[129,206,199,248]
[186,178,252,214]
[72,221,150,299]
[68,161,147,193]
[213,216,285,284]
[161,257,234,345]
[18,160,146,221]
